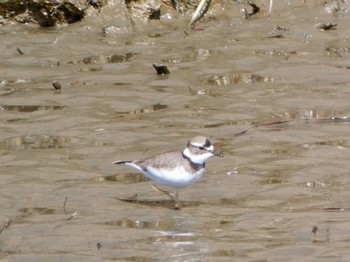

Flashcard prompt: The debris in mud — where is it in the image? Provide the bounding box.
[62,196,80,221]
[311,226,330,243]
[0,219,12,235]
[240,0,260,19]
[16,47,24,55]
[315,22,337,30]
[67,211,80,221]
[63,196,68,215]
[52,81,62,91]
[153,63,170,75]
[148,8,161,20]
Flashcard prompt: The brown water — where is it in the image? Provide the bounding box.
[1,1,350,261]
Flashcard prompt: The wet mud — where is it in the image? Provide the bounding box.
[1,1,350,261]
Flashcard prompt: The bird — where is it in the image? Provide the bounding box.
[113,136,223,209]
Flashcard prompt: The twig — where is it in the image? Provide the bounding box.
[234,120,291,136]
[16,48,24,55]
[63,196,68,215]
[234,116,350,137]
[66,211,79,221]
[0,219,12,235]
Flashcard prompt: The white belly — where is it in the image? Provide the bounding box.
[143,166,204,188]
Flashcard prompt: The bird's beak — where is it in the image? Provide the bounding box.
[209,149,223,157]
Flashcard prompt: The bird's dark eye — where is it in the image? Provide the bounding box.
[199,147,205,150]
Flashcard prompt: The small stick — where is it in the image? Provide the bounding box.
[16,48,24,55]
[234,120,291,136]
[0,219,12,235]
[234,117,350,137]
[66,211,79,221]
[63,196,68,214]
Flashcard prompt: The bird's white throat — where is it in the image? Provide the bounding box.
[183,146,214,164]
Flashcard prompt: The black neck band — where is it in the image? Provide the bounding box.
[182,153,205,171]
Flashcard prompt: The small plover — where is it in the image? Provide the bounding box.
[113,136,223,209]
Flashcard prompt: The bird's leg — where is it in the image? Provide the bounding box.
[151,185,181,209]
[173,189,180,210]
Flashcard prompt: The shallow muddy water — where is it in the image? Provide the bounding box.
[1,0,350,261]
